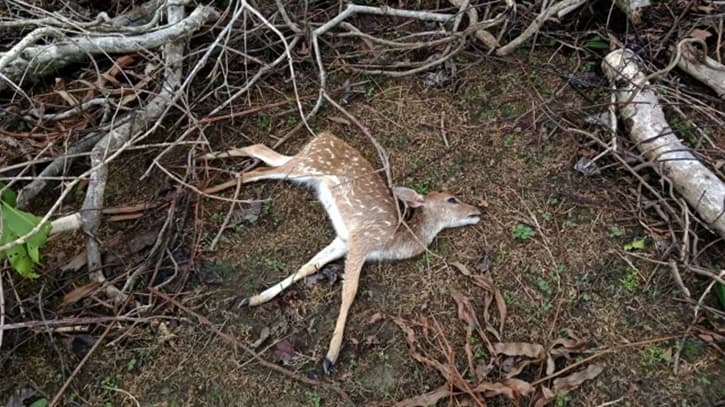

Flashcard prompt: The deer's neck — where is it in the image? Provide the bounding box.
[384,210,441,260]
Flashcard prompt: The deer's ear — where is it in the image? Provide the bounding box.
[393,187,425,208]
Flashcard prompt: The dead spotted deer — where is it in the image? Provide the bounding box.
[233,131,481,374]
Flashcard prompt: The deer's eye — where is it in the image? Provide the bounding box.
[447,197,458,204]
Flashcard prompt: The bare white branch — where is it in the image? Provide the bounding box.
[602,49,725,239]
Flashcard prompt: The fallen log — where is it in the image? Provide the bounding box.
[601,49,725,239]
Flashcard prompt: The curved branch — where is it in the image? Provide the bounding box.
[0,5,217,92]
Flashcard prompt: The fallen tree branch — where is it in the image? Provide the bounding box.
[496,0,586,56]
[78,3,217,303]
[0,5,217,92]
[676,43,725,99]
[601,48,725,238]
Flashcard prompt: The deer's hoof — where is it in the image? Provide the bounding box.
[323,357,334,375]
[238,297,250,308]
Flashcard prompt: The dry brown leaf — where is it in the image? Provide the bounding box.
[494,342,546,359]
[62,282,100,305]
[503,378,534,396]
[552,364,604,394]
[503,358,538,379]
[472,379,532,399]
[450,261,472,276]
[472,382,516,399]
[533,386,555,407]
[549,331,588,359]
[450,288,478,328]
[327,116,351,125]
[492,288,507,336]
[470,272,507,335]
[689,28,712,41]
[394,384,451,407]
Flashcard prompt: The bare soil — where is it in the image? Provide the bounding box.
[3,49,724,406]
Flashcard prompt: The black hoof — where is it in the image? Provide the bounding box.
[238,297,250,308]
[323,357,334,375]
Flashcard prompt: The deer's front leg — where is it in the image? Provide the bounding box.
[239,238,347,307]
[323,247,365,375]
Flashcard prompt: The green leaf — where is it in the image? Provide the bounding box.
[624,237,646,251]
[29,399,49,407]
[716,283,725,310]
[585,35,609,50]
[0,182,17,207]
[0,201,49,278]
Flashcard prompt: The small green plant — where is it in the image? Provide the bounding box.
[261,256,286,271]
[500,103,515,115]
[467,335,487,359]
[555,393,572,406]
[0,182,52,278]
[681,340,703,362]
[210,211,225,224]
[580,61,597,72]
[29,400,48,407]
[562,219,576,228]
[640,346,670,365]
[619,268,639,292]
[256,115,270,131]
[413,183,430,195]
[415,252,434,271]
[542,212,553,221]
[127,357,137,371]
[284,114,298,126]
[535,277,551,295]
[623,237,646,251]
[513,224,535,240]
[365,84,375,98]
[609,226,624,237]
[306,391,322,407]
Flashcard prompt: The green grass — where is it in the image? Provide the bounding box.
[513,224,535,240]
[619,268,639,292]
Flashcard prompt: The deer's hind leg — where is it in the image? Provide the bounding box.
[239,237,347,307]
[210,144,292,166]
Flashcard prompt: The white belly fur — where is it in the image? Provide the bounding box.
[315,178,349,241]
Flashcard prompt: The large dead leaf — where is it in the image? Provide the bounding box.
[494,342,546,359]
[394,384,451,407]
[472,378,534,399]
[552,364,604,394]
[450,288,478,328]
[470,272,507,336]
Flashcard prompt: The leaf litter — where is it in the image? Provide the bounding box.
[390,264,603,406]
